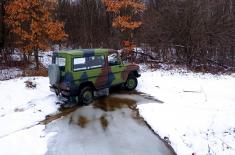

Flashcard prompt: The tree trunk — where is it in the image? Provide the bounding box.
[34,50,39,70]
[0,0,5,52]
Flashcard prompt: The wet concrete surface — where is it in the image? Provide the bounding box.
[44,91,176,155]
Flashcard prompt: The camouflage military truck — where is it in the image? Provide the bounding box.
[48,49,141,105]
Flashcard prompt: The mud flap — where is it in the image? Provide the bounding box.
[56,95,68,105]
[57,95,77,107]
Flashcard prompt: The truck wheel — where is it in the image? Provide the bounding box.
[79,86,94,105]
[125,75,138,91]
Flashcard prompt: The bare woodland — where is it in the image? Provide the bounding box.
[0,0,235,71]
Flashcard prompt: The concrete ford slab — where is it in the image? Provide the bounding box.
[48,49,141,105]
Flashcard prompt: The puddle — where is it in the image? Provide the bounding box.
[109,88,164,104]
[44,93,176,155]
[40,96,137,125]
[41,95,137,125]
[100,115,109,130]
[93,96,137,112]
[71,115,89,128]
[41,89,164,126]
[92,96,145,126]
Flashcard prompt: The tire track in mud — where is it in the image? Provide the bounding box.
[40,90,164,125]
[0,91,165,144]
[0,104,80,139]
[44,92,176,155]
[0,95,58,139]
[0,94,56,118]
[40,105,82,125]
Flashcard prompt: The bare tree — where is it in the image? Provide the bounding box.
[0,0,5,52]
[57,0,120,49]
[140,0,235,69]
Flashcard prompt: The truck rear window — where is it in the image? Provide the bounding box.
[56,57,66,67]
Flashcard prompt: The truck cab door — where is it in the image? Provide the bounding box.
[108,52,125,86]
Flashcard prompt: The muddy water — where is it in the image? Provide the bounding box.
[93,96,137,111]
[44,93,175,155]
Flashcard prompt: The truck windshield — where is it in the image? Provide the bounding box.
[108,53,121,66]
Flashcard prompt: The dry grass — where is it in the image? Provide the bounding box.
[24,80,37,89]
[22,62,48,77]
[22,68,48,77]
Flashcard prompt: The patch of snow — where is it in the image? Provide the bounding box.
[137,67,235,155]
[0,68,22,80]
[0,125,56,155]
[0,77,59,155]
[39,51,53,68]
[11,52,22,62]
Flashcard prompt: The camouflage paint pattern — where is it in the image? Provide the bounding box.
[53,48,140,95]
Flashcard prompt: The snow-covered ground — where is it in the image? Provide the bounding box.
[137,66,235,155]
[0,64,235,155]
[0,76,174,155]
[0,77,59,155]
[0,68,22,80]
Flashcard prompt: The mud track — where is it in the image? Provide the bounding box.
[43,90,176,155]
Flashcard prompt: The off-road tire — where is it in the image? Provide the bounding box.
[78,86,94,105]
[125,75,138,91]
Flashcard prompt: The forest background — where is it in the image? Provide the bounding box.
[0,0,235,73]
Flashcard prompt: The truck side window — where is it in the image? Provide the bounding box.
[86,56,104,69]
[73,58,86,71]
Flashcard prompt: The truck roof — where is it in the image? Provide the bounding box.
[57,49,117,57]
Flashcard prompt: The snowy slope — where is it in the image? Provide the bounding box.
[1,66,235,155]
[0,77,59,155]
[137,68,235,155]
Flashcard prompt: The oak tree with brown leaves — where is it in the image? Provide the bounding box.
[102,0,145,52]
[5,0,67,69]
